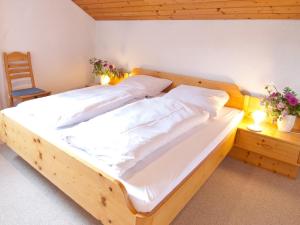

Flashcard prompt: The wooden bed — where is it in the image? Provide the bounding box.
[0,68,244,225]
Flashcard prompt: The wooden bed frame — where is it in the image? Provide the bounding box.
[0,68,244,225]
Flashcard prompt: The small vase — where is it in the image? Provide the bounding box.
[277,115,296,132]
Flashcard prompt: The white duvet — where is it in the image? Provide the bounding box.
[61,97,210,177]
[16,85,145,128]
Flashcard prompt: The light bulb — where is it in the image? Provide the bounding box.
[101,75,110,85]
[247,110,266,132]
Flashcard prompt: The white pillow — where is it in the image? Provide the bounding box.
[164,85,229,117]
[118,75,172,97]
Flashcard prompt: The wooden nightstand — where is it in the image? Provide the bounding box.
[230,118,300,178]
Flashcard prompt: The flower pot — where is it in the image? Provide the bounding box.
[277,115,297,132]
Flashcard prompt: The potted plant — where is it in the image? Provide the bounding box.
[89,58,124,85]
[262,85,300,132]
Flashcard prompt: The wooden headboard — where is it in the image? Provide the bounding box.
[131,68,245,110]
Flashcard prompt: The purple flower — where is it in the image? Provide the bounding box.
[285,93,299,106]
[285,92,295,100]
[269,92,280,99]
[288,97,299,106]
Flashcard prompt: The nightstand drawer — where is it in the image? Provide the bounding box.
[235,130,300,166]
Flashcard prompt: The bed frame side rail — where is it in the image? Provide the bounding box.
[136,128,238,225]
[0,111,140,225]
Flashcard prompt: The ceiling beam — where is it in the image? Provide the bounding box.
[73,0,300,20]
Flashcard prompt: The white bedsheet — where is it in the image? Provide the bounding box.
[122,108,243,212]
[16,85,145,128]
[61,97,209,176]
[2,106,243,213]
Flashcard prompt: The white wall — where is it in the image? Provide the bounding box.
[1,5,299,107]
[0,0,95,108]
[96,21,300,95]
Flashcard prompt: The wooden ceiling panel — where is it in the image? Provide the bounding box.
[73,0,300,20]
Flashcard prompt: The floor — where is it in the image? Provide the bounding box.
[1,143,300,225]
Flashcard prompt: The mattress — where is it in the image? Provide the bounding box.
[2,106,243,213]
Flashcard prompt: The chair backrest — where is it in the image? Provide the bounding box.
[3,52,36,95]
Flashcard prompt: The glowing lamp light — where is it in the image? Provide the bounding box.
[101,75,111,85]
[247,110,266,132]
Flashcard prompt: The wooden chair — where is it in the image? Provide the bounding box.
[3,52,51,106]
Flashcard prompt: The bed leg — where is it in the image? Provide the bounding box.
[135,215,153,225]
